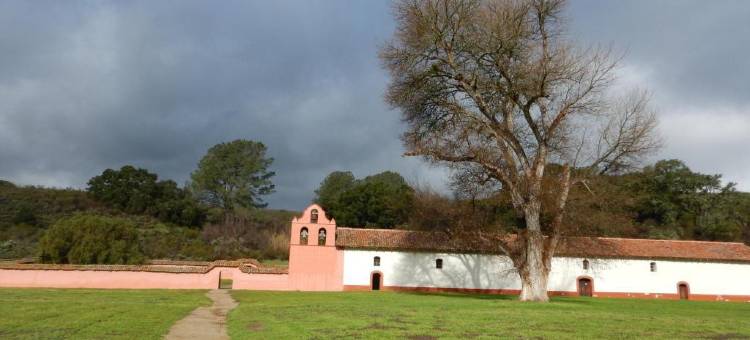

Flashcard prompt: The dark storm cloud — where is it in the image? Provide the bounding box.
[0,0,450,209]
[569,0,750,106]
[568,0,750,190]
[1,1,749,210]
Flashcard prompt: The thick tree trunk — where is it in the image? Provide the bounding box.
[518,229,550,302]
[517,194,551,302]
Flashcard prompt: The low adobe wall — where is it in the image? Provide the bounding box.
[0,261,292,290]
[0,268,221,289]
[232,268,290,290]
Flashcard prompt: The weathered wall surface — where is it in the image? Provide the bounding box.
[342,249,750,301]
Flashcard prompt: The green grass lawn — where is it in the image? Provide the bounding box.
[228,291,750,339]
[220,278,234,289]
[0,288,210,340]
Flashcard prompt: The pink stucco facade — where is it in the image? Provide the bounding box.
[287,204,344,291]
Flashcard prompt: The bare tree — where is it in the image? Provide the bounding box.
[380,0,660,301]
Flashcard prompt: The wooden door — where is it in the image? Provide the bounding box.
[679,284,689,300]
[371,273,381,291]
[578,278,592,297]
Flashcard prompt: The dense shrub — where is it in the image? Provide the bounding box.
[201,208,295,260]
[0,183,105,259]
[38,214,144,264]
[138,221,213,260]
[0,223,43,259]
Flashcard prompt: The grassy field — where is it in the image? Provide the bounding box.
[0,288,210,340]
[227,291,750,339]
[220,278,234,289]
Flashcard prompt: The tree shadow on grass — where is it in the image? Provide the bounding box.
[394,291,516,301]
[394,291,598,306]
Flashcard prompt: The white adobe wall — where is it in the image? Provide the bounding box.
[554,257,750,296]
[342,249,750,296]
[343,250,519,290]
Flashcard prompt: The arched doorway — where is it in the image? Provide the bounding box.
[371,272,382,291]
[678,283,689,300]
[578,277,593,297]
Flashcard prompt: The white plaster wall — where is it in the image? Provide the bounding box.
[343,250,519,290]
[555,257,750,296]
[343,249,750,296]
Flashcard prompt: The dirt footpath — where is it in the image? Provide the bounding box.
[165,289,238,340]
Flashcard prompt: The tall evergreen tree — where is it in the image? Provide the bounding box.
[190,140,275,210]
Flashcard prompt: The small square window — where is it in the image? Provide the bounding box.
[650,262,657,272]
[582,259,589,270]
[374,256,380,267]
[436,259,443,269]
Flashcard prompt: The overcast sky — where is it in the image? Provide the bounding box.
[1,1,749,210]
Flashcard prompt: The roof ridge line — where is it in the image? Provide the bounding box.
[586,236,747,245]
[338,228,749,246]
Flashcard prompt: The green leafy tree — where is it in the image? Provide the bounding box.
[190,140,275,210]
[151,180,207,227]
[314,171,414,228]
[38,214,144,264]
[738,193,750,245]
[87,166,205,227]
[314,171,356,218]
[633,159,739,240]
[87,166,161,214]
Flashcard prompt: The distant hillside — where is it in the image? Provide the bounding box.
[0,180,299,260]
[0,180,104,229]
[0,182,104,258]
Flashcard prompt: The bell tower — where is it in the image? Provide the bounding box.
[290,204,335,247]
[287,204,343,290]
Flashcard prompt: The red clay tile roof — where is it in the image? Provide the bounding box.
[335,227,750,263]
[336,228,503,253]
[556,237,750,263]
